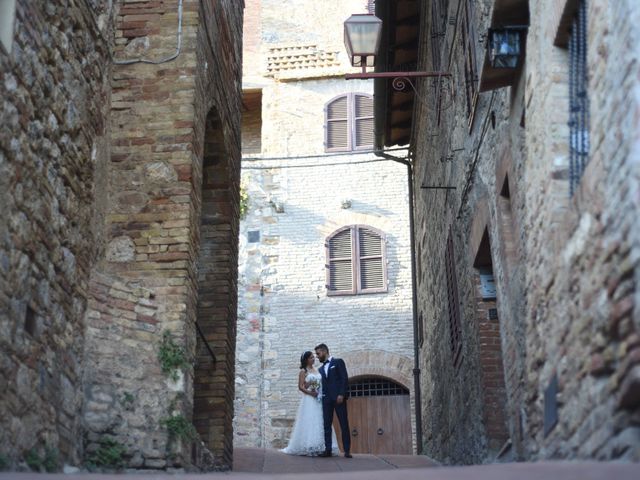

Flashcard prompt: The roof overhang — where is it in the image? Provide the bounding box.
[373,0,421,150]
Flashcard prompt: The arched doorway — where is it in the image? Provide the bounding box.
[333,376,412,454]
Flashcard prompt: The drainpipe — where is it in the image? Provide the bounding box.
[374,149,423,454]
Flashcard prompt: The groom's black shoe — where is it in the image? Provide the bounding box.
[344,452,352,458]
[319,451,332,457]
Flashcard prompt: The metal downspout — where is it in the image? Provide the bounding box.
[374,150,423,454]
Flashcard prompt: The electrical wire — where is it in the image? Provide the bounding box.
[241,157,400,170]
[456,91,497,218]
[242,146,409,162]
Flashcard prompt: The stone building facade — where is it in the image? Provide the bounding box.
[234,0,417,453]
[0,0,114,467]
[376,0,640,465]
[1,0,243,471]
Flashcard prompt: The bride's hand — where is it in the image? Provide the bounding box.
[309,391,318,398]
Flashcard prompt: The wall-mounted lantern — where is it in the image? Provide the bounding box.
[344,14,383,71]
[488,27,527,68]
[343,13,452,102]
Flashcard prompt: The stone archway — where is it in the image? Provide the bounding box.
[193,107,238,469]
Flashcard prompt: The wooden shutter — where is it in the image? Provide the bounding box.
[326,225,387,296]
[327,228,354,294]
[353,94,374,149]
[358,227,385,291]
[445,232,462,368]
[326,95,349,151]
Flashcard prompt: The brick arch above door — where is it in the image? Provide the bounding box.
[317,212,395,239]
[340,349,413,391]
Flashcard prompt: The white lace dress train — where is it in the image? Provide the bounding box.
[281,372,340,456]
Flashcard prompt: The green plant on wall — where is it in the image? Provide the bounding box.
[24,449,40,471]
[0,454,8,471]
[158,330,188,381]
[23,447,59,473]
[42,447,59,473]
[160,414,198,443]
[239,184,249,219]
[86,439,126,471]
[119,391,135,411]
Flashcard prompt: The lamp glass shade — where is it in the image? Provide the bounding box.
[489,29,522,68]
[344,14,382,67]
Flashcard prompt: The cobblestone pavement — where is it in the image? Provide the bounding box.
[233,447,438,473]
[0,448,638,479]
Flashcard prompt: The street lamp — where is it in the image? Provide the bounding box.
[344,14,383,72]
[343,13,452,103]
[488,28,526,68]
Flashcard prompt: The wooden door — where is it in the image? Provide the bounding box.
[333,394,412,454]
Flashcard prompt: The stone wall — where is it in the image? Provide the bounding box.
[411,0,640,465]
[81,0,243,471]
[0,0,113,468]
[521,0,640,461]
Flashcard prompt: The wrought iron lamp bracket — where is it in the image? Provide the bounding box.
[345,72,454,110]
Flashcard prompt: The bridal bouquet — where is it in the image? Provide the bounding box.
[307,379,322,403]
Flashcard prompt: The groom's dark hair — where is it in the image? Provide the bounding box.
[315,343,329,352]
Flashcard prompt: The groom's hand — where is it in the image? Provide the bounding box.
[336,395,344,405]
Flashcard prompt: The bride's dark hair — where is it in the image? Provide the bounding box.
[300,351,313,370]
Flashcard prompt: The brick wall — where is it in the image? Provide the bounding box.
[82,0,242,471]
[0,0,113,467]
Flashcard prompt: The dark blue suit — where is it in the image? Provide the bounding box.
[319,357,350,454]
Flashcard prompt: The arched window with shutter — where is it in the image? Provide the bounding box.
[326,225,387,295]
[324,93,374,152]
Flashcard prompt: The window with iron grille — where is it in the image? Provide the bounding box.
[325,93,374,152]
[568,0,589,195]
[430,0,449,70]
[460,0,478,121]
[431,0,450,124]
[445,231,462,367]
[326,225,387,296]
[349,377,409,397]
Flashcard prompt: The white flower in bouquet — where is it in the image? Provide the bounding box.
[308,378,322,403]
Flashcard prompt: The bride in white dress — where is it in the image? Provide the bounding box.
[281,351,340,456]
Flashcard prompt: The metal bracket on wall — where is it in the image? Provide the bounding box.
[420,185,456,190]
[439,147,465,163]
[346,72,455,111]
[389,75,456,112]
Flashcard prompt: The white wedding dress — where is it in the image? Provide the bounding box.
[281,372,340,456]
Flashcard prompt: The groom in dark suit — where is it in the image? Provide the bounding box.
[315,343,352,458]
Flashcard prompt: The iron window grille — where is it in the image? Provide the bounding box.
[326,225,388,296]
[460,0,479,123]
[445,231,462,368]
[349,378,409,397]
[430,0,449,70]
[324,93,374,152]
[568,0,589,195]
